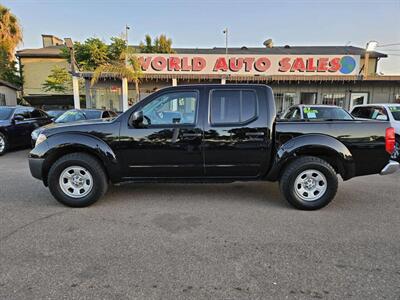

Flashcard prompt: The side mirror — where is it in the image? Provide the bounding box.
[130,111,144,127]
[13,115,24,122]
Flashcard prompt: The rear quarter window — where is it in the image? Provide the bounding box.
[352,107,372,119]
[210,89,258,125]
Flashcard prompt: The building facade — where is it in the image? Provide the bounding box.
[16,35,78,109]
[17,35,400,112]
[0,80,18,106]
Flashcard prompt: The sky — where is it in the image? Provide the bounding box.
[3,0,400,74]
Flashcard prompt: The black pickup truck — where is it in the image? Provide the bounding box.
[29,84,399,210]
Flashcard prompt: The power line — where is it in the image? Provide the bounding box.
[378,43,400,48]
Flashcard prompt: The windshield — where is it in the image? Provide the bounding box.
[388,106,400,121]
[0,107,14,120]
[55,110,86,123]
[303,106,353,120]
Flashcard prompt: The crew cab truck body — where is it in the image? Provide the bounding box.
[28,84,399,210]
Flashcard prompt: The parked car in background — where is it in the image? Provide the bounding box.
[31,109,117,146]
[351,104,400,159]
[45,110,66,120]
[0,106,53,156]
[28,85,398,210]
[280,105,354,121]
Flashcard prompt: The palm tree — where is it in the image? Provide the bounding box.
[0,4,23,58]
[139,34,175,54]
[91,48,142,102]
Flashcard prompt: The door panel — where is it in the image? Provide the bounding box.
[118,89,204,178]
[203,87,269,177]
[11,107,33,146]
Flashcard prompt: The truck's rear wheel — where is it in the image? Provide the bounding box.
[48,153,108,207]
[280,156,338,210]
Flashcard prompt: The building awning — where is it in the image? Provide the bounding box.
[0,79,20,90]
[80,72,400,83]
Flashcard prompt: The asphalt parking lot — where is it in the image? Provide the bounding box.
[0,150,399,299]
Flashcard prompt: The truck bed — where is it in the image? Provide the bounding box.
[275,119,391,177]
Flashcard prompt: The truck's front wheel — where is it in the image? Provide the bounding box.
[280,156,338,210]
[48,153,108,207]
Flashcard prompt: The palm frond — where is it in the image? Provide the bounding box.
[91,62,140,86]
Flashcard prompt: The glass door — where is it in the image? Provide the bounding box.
[350,92,368,109]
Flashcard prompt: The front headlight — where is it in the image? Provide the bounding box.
[31,129,39,140]
[35,134,47,147]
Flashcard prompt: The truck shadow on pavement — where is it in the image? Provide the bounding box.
[103,181,288,209]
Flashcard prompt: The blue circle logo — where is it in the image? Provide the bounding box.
[340,56,356,74]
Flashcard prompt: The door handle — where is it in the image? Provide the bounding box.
[182,133,202,138]
[245,132,265,137]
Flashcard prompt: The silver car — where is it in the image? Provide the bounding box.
[351,103,400,159]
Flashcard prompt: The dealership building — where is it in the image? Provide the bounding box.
[17,35,400,112]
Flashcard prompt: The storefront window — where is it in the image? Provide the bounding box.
[322,93,346,107]
[89,87,121,111]
[274,93,284,113]
[300,92,317,105]
[274,92,296,113]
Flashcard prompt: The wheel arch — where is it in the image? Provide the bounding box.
[267,134,355,181]
[38,133,121,186]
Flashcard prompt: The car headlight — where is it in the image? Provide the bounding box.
[31,129,39,140]
[35,134,47,147]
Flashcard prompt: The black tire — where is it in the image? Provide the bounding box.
[392,135,400,161]
[0,132,8,156]
[47,152,108,207]
[279,156,338,210]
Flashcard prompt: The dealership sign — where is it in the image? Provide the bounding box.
[135,54,360,76]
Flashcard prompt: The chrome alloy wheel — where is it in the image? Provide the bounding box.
[59,166,93,198]
[294,169,327,201]
[0,135,5,153]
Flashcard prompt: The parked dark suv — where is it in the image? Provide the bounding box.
[0,106,53,156]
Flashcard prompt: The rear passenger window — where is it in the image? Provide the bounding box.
[30,109,43,118]
[352,107,372,119]
[210,90,257,124]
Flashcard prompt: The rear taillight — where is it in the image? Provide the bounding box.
[385,127,395,154]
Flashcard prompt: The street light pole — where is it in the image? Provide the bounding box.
[222,28,228,84]
[223,28,228,57]
[125,24,130,66]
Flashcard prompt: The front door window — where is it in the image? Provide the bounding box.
[142,91,197,126]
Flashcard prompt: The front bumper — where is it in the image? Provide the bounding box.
[380,160,400,175]
[29,157,45,180]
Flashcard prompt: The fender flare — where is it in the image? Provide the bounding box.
[33,132,121,184]
[266,134,355,181]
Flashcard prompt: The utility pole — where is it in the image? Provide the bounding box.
[122,24,130,112]
[65,38,80,109]
[364,41,378,79]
